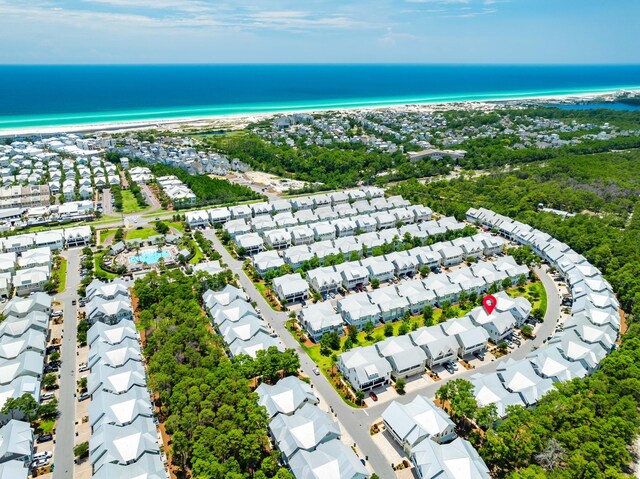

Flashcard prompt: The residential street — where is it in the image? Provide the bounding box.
[102,188,112,216]
[140,183,162,212]
[204,230,561,477]
[53,248,82,479]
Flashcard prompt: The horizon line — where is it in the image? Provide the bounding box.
[2,62,640,67]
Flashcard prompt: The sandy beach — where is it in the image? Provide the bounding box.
[0,87,637,137]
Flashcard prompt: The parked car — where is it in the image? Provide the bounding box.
[36,434,53,443]
[71,300,77,305]
[33,458,50,468]
[78,392,90,402]
[33,451,52,461]
[40,392,55,401]
[369,391,378,402]
[313,367,320,376]
[444,362,455,374]
[78,364,89,373]
[473,351,485,361]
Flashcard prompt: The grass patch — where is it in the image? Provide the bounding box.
[506,279,547,312]
[98,229,117,244]
[56,257,67,293]
[125,227,157,241]
[122,190,149,214]
[253,280,282,311]
[152,220,184,234]
[167,221,185,233]
[38,419,56,435]
[94,250,119,280]
[187,239,204,265]
[300,280,546,406]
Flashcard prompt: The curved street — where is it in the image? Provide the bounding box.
[204,229,562,478]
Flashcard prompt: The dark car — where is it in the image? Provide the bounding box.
[36,434,53,443]
[369,391,378,401]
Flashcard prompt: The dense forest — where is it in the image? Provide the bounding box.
[390,150,640,478]
[133,269,298,479]
[205,133,452,190]
[132,160,262,207]
[203,107,640,191]
[389,150,640,314]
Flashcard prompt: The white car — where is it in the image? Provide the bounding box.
[33,458,50,468]
[33,451,52,461]
[313,367,320,376]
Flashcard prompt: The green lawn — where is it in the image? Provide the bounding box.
[304,280,547,384]
[125,227,157,240]
[122,190,149,214]
[98,229,118,244]
[166,221,185,233]
[152,220,185,234]
[56,258,67,293]
[187,239,204,265]
[94,251,119,280]
[248,272,283,312]
[506,280,547,313]
[38,419,56,435]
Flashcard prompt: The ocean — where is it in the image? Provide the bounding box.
[1,65,639,131]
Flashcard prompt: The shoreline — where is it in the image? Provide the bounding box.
[1,85,638,137]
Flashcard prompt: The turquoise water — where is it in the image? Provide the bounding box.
[129,250,170,265]
[1,65,639,131]
[552,102,640,111]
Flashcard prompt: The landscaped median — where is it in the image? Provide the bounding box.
[55,256,67,293]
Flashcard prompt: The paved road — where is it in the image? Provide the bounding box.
[140,184,162,212]
[205,230,561,477]
[205,230,401,477]
[53,248,82,479]
[366,265,560,416]
[102,188,112,216]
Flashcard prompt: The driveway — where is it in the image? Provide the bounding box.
[53,248,82,479]
[140,184,162,212]
[102,188,112,216]
[205,231,561,477]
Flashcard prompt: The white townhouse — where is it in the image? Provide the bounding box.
[235,233,264,256]
[299,302,344,342]
[409,325,460,368]
[185,210,210,229]
[383,396,456,452]
[272,273,309,304]
[338,345,392,391]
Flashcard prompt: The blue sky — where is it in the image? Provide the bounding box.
[0,0,638,64]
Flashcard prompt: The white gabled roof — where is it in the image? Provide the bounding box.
[411,437,490,479]
[382,395,455,448]
[256,376,318,419]
[289,439,370,479]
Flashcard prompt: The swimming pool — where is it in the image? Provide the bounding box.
[129,250,170,265]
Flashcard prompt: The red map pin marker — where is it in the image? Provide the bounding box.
[482,295,497,315]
